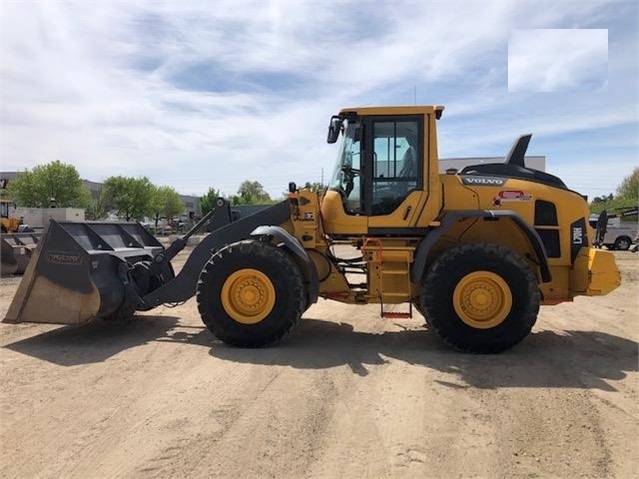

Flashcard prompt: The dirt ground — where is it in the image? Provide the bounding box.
[0,249,637,479]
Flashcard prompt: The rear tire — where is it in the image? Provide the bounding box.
[412,300,427,322]
[197,240,305,347]
[613,237,631,251]
[421,243,540,353]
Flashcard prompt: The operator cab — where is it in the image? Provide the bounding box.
[322,106,444,236]
[329,116,421,216]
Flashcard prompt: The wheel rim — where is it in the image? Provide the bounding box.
[617,239,630,250]
[221,268,276,324]
[453,271,512,329]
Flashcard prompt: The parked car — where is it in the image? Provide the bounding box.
[589,214,638,251]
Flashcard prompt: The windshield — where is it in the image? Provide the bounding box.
[329,122,361,214]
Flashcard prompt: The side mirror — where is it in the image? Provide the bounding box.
[327,116,342,144]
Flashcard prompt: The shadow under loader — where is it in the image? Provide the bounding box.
[4,316,636,391]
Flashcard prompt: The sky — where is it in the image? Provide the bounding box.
[1,0,637,201]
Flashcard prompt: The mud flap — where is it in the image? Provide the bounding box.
[3,220,163,325]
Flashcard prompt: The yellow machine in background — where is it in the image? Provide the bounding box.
[4,106,620,353]
[1,198,21,233]
[1,198,42,275]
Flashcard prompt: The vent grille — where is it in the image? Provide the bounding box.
[535,229,561,258]
[535,200,558,226]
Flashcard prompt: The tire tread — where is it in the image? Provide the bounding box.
[421,242,540,353]
[196,240,305,347]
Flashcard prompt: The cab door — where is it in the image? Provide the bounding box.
[363,116,428,233]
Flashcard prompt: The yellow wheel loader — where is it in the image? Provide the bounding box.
[3,106,621,353]
[1,198,21,234]
[1,199,41,275]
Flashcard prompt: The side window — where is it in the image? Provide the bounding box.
[341,128,362,214]
[371,120,421,216]
[328,123,362,214]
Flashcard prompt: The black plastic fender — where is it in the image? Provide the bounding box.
[141,200,291,307]
[411,210,551,284]
[251,225,319,305]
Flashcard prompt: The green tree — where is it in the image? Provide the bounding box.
[86,195,108,220]
[101,176,154,221]
[200,187,222,215]
[232,180,273,205]
[6,160,91,208]
[150,185,185,227]
[589,168,639,217]
[590,197,637,215]
[616,167,639,200]
[591,193,614,205]
[304,181,328,196]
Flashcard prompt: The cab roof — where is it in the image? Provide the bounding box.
[339,105,445,118]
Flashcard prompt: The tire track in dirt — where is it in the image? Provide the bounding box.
[138,366,348,479]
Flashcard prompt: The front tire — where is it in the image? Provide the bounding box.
[103,303,136,322]
[421,243,540,353]
[197,240,305,347]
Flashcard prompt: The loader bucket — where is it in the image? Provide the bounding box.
[3,220,163,325]
[1,232,41,275]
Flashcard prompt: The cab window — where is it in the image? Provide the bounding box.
[370,119,421,216]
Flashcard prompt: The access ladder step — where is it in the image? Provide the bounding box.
[382,269,407,275]
[382,311,412,319]
[380,301,413,319]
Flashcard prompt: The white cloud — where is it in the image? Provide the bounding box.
[0,1,636,201]
[508,29,608,92]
